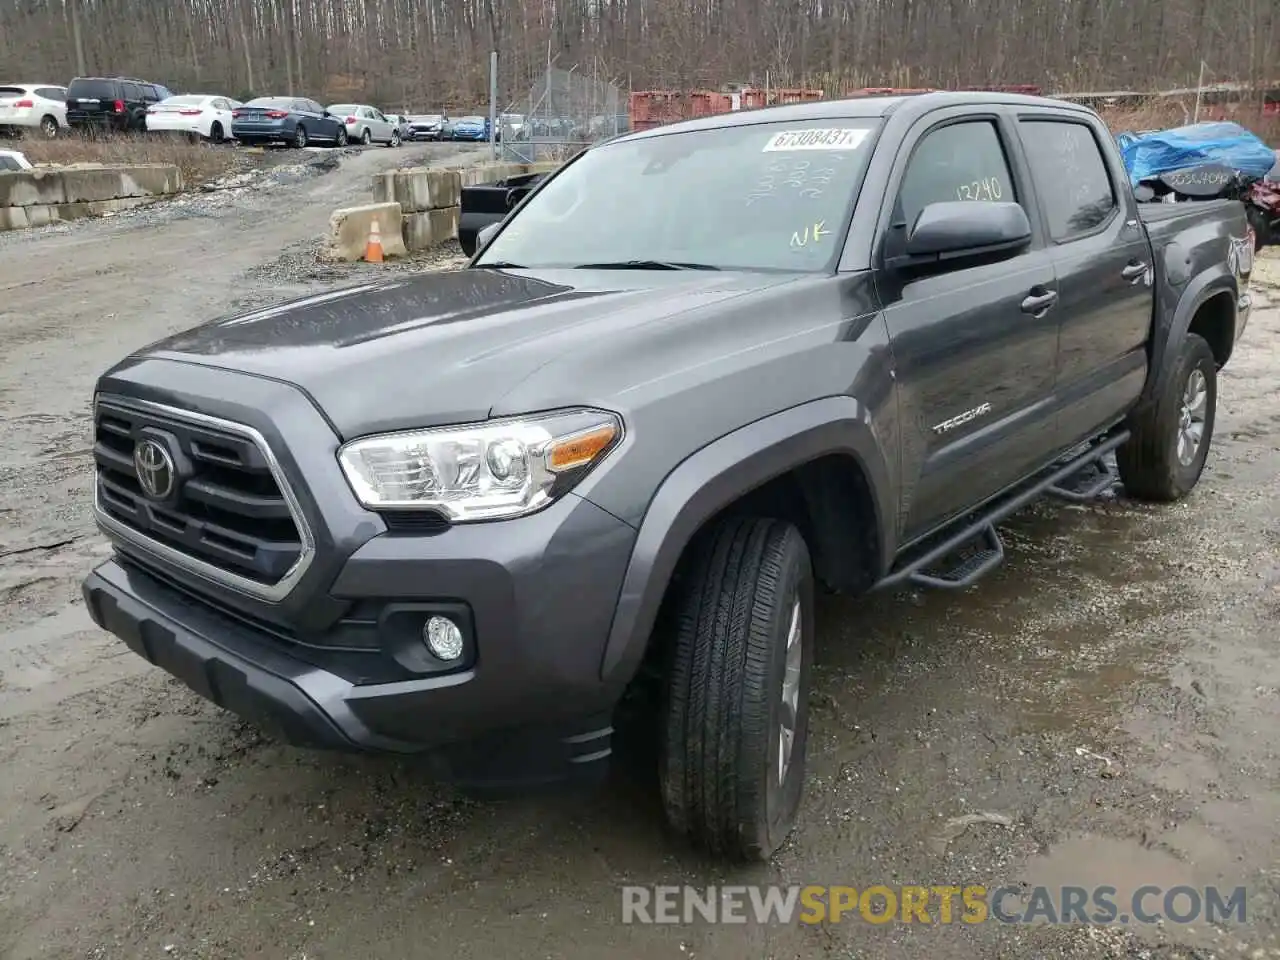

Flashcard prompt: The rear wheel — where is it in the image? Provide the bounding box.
[389,130,401,147]
[660,516,814,862]
[361,128,372,146]
[209,121,223,142]
[1117,333,1217,501]
[293,125,308,149]
[39,115,58,139]
[335,126,348,147]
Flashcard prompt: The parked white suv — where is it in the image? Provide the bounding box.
[0,84,67,139]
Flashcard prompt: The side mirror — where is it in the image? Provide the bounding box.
[476,222,501,251]
[903,201,1031,261]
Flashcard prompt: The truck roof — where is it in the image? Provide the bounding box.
[617,90,1096,142]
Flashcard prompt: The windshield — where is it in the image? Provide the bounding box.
[474,118,880,272]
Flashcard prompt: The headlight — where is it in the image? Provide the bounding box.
[337,408,622,522]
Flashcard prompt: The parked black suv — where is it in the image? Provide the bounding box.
[65,77,174,134]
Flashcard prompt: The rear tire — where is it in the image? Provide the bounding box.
[209,121,223,142]
[335,126,348,147]
[293,125,308,149]
[1116,333,1217,502]
[39,115,58,139]
[361,128,372,146]
[660,516,814,862]
[389,130,401,147]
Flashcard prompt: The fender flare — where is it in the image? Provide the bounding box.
[597,396,893,685]
[1145,265,1236,404]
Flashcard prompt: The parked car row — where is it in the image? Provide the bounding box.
[1,73,433,150]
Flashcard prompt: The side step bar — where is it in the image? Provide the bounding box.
[875,431,1128,591]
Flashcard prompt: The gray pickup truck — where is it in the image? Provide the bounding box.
[83,92,1253,862]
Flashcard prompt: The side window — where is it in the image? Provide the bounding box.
[1019,120,1117,241]
[37,87,66,100]
[295,101,311,114]
[896,121,1015,231]
[140,85,159,102]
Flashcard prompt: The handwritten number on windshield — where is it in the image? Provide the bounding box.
[956,177,1003,201]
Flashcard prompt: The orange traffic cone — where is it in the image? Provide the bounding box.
[364,219,384,263]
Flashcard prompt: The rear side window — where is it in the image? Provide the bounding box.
[68,79,116,99]
[896,121,1014,230]
[0,86,28,96]
[122,82,143,101]
[36,87,66,100]
[0,156,22,171]
[1019,120,1117,241]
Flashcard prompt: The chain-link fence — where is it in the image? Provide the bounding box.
[499,64,626,163]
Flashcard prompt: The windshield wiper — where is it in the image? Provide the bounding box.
[572,259,721,271]
[473,261,525,269]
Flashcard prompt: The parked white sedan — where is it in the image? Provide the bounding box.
[145,95,240,142]
[327,104,401,146]
[0,149,32,170]
[0,84,68,139]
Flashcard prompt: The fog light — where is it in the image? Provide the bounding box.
[424,615,464,661]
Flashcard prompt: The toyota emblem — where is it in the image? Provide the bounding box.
[133,438,176,500]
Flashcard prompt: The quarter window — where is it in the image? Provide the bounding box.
[1019,120,1117,240]
[897,121,1015,230]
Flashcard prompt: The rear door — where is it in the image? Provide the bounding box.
[1013,110,1152,448]
[875,108,1062,539]
[0,86,26,125]
[370,108,392,141]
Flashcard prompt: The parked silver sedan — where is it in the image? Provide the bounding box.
[327,103,400,146]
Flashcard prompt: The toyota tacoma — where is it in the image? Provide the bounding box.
[83,92,1253,861]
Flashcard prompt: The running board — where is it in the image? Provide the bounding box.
[875,430,1129,592]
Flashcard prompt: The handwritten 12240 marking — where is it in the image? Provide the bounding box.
[791,221,831,247]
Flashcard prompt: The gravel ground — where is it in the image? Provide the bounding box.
[0,161,1278,960]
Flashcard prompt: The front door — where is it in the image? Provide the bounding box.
[877,113,1062,540]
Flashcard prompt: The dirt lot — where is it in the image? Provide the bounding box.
[0,147,1278,959]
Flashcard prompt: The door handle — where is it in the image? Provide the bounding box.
[1122,260,1148,282]
[1020,289,1058,315]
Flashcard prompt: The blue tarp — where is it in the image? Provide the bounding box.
[1118,121,1276,185]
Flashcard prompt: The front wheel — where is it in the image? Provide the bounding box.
[660,516,814,862]
[1117,333,1217,501]
[389,130,401,147]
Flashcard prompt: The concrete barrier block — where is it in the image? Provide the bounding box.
[0,196,157,231]
[456,163,527,187]
[402,206,460,251]
[374,167,463,212]
[60,164,182,203]
[321,202,407,261]
[0,169,66,207]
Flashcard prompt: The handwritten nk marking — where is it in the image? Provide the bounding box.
[791,220,830,248]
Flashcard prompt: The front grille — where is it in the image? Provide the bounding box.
[93,397,310,595]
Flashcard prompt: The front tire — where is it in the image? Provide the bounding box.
[660,516,814,862]
[1117,333,1217,501]
[389,130,401,147]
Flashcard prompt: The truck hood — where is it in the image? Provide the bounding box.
[137,267,802,438]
